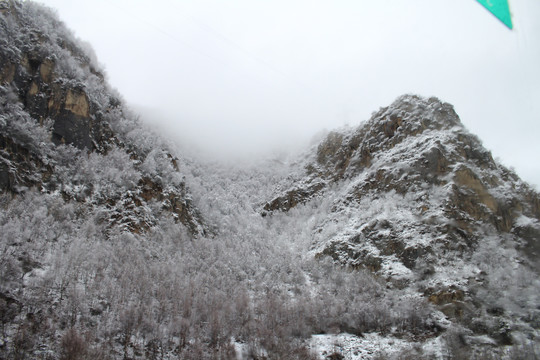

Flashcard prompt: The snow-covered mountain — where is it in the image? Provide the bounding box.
[263,94,540,352]
[266,93,540,277]
[1,1,539,359]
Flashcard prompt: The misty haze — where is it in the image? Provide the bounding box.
[37,0,540,187]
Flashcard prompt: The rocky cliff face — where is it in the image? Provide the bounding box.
[0,0,112,151]
[0,0,206,235]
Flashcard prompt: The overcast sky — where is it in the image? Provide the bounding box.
[38,0,540,188]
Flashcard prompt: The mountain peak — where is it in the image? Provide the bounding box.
[315,95,464,179]
[370,94,462,134]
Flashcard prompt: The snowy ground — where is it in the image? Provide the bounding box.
[308,332,444,360]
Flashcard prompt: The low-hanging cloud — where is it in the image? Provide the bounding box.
[39,0,540,187]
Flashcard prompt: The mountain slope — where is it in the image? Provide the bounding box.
[264,94,540,349]
[0,0,206,235]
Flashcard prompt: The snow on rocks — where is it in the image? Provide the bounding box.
[309,332,442,360]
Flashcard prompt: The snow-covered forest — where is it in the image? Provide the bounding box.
[1,1,540,359]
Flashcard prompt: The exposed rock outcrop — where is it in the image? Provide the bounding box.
[265,96,540,264]
[0,0,207,235]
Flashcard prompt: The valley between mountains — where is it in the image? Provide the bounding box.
[1,1,539,359]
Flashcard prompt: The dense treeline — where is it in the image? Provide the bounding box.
[0,170,437,359]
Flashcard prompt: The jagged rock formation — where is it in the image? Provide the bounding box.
[265,94,540,268]
[0,0,206,235]
[264,94,540,344]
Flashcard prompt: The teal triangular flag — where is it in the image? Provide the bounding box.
[477,0,513,29]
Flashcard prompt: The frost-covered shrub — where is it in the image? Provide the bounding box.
[0,87,53,156]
